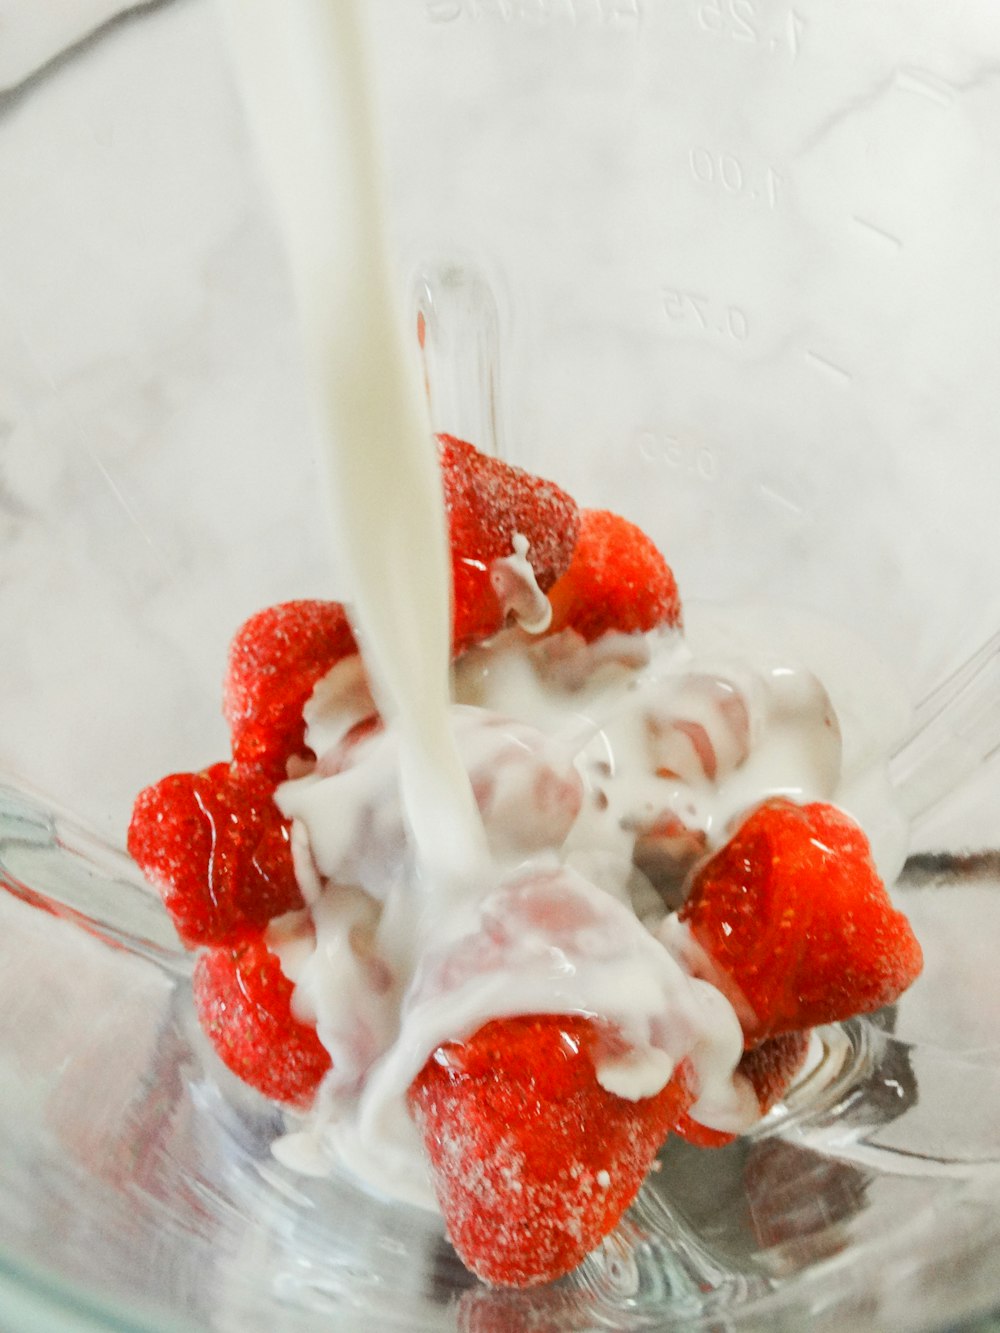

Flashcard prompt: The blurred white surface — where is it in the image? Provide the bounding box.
[0,0,152,90]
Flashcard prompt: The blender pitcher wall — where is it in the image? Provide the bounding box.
[373,0,1000,703]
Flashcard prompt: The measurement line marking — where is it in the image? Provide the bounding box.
[759,483,804,516]
[805,349,853,385]
[852,214,903,251]
[895,66,955,108]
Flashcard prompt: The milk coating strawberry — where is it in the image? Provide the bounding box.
[407,1014,693,1287]
[194,930,331,1109]
[438,434,580,653]
[631,811,708,910]
[224,599,358,779]
[673,1028,813,1148]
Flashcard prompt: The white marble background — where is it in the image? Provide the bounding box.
[3,0,1000,849]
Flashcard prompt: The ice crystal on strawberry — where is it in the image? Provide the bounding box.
[547,507,681,641]
[408,1015,693,1287]
[194,928,331,1108]
[438,433,580,652]
[224,599,358,780]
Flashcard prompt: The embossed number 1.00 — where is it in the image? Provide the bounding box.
[689,146,783,209]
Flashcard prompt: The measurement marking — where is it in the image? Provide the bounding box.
[80,434,167,563]
[852,214,903,251]
[759,483,803,516]
[895,66,955,107]
[805,349,853,384]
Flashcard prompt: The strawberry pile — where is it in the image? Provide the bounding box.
[128,436,922,1289]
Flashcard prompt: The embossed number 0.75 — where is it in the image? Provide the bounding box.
[663,287,709,326]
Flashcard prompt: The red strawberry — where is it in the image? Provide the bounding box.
[224,600,358,780]
[407,1014,692,1288]
[127,762,303,947]
[673,1028,813,1148]
[194,930,330,1109]
[679,800,923,1043]
[546,508,682,643]
[438,435,580,654]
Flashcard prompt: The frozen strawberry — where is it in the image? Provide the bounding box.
[673,1028,813,1148]
[631,811,707,911]
[127,762,303,947]
[438,435,580,654]
[743,1137,870,1251]
[679,800,923,1042]
[194,929,330,1109]
[407,1014,692,1288]
[224,599,358,779]
[314,714,385,777]
[644,674,751,786]
[741,1025,813,1111]
[546,508,681,643]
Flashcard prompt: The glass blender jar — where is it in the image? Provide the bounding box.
[2,1,1000,1328]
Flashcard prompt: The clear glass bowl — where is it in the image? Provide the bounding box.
[3,2,1000,1329]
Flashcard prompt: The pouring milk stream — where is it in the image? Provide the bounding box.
[221,0,487,894]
